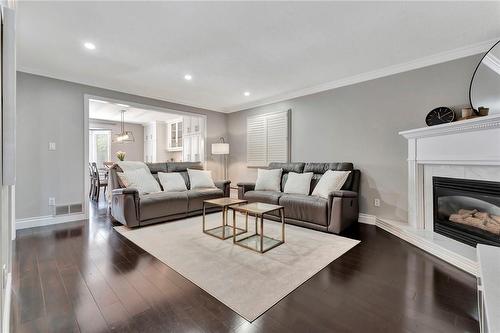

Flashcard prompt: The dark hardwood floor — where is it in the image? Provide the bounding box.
[11,200,479,333]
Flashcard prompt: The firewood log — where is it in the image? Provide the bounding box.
[458,209,478,216]
[449,214,465,224]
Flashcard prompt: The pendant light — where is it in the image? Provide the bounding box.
[113,110,135,143]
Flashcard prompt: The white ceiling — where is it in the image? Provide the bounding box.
[89,99,181,124]
[17,2,500,113]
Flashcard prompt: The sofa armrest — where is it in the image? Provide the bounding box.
[214,180,231,197]
[328,190,358,198]
[327,191,359,234]
[237,182,256,199]
[112,188,139,196]
[111,188,140,227]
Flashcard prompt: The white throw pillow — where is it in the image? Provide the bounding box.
[117,161,149,172]
[187,169,216,189]
[158,172,187,192]
[283,172,313,195]
[312,170,351,199]
[255,168,282,192]
[121,168,161,194]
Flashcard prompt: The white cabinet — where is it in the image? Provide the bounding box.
[167,119,183,151]
[143,123,155,163]
[143,121,167,162]
[182,116,205,162]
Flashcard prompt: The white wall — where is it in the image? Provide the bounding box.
[16,71,227,219]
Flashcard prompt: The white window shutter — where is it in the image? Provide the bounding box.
[247,110,289,167]
[266,112,288,163]
[247,116,267,167]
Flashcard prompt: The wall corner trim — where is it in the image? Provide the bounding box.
[16,213,87,230]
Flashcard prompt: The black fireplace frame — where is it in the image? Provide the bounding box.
[433,176,500,247]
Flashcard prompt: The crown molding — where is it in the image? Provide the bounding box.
[18,38,499,114]
[483,53,500,75]
[223,38,499,113]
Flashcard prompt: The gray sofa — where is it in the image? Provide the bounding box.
[237,162,360,234]
[109,162,230,227]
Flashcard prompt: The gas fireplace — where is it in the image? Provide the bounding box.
[433,177,500,247]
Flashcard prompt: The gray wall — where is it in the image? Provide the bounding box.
[89,119,145,162]
[227,55,482,222]
[16,71,227,219]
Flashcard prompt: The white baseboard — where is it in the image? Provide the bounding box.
[375,217,478,276]
[357,213,477,275]
[16,213,87,230]
[358,213,376,225]
[2,272,11,333]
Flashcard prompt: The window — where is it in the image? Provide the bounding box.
[168,119,183,151]
[89,130,111,167]
[247,110,290,167]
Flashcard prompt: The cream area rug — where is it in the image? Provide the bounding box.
[115,212,359,321]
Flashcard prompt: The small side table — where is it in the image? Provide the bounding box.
[203,198,248,240]
[231,202,285,253]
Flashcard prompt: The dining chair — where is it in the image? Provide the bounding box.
[91,162,108,201]
[88,163,95,199]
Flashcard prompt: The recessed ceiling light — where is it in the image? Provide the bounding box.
[83,42,96,50]
[116,103,130,108]
[244,91,251,96]
[184,74,192,81]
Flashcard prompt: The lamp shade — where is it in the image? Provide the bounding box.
[212,142,229,155]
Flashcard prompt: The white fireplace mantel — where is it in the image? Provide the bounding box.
[395,114,500,275]
[399,114,500,229]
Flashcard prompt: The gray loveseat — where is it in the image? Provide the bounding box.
[109,162,230,227]
[237,162,360,234]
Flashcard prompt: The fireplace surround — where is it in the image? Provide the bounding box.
[398,114,500,274]
[433,176,500,247]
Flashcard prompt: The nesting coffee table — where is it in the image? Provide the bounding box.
[231,202,285,253]
[202,197,248,240]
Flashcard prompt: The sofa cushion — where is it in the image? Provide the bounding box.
[244,190,283,205]
[139,191,188,221]
[187,188,224,211]
[279,194,329,226]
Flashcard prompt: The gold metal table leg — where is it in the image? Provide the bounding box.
[222,207,226,239]
[280,208,285,242]
[260,214,264,253]
[255,214,258,235]
[245,212,248,232]
[202,202,206,232]
[232,207,236,243]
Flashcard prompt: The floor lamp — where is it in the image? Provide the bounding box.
[212,137,230,180]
